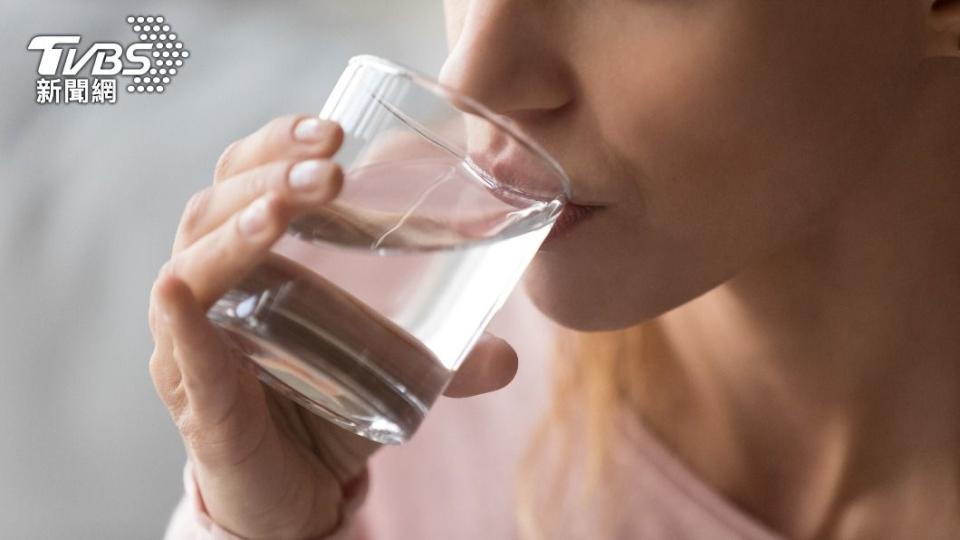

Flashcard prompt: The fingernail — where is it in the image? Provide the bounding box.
[288,159,327,191]
[238,197,270,236]
[293,117,324,142]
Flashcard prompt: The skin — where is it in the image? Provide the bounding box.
[148,116,519,538]
[439,0,960,538]
[149,0,960,538]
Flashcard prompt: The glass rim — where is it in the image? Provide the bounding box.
[347,54,572,202]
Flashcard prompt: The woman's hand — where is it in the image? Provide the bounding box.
[147,115,519,539]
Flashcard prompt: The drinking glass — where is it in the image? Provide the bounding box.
[207,55,570,444]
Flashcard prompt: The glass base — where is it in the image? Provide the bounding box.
[205,254,453,445]
[221,325,412,445]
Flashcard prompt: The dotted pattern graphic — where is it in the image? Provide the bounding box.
[124,15,189,94]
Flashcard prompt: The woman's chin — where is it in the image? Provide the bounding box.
[520,265,637,332]
[520,253,693,332]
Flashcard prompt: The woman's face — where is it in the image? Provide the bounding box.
[440,0,930,331]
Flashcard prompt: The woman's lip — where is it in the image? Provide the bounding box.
[469,152,610,206]
[469,151,568,202]
[466,149,607,241]
[543,202,601,244]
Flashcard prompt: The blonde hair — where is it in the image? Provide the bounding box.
[514,321,661,538]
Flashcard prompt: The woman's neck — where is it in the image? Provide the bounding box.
[636,63,960,539]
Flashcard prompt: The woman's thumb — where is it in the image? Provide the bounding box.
[442,333,518,398]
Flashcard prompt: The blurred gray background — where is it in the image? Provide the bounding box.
[0,2,448,537]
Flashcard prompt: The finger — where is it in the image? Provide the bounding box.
[166,192,291,311]
[214,115,343,182]
[148,263,185,401]
[149,344,185,415]
[152,271,242,421]
[442,333,518,398]
[148,278,182,413]
[174,159,342,254]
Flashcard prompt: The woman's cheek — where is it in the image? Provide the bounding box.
[596,42,765,236]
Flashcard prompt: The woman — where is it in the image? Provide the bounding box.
[149,1,960,538]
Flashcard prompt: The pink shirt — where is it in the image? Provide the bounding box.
[163,289,785,540]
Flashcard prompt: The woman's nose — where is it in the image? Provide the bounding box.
[438,1,574,120]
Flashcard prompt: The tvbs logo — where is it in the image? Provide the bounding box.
[27,15,189,105]
[28,36,152,77]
